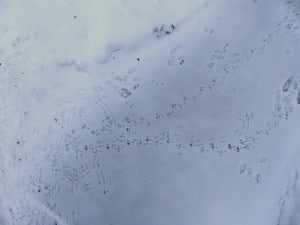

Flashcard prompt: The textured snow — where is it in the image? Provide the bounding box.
[1,0,300,224]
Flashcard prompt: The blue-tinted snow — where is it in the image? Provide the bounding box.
[1,0,300,224]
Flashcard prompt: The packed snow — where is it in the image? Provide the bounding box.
[1,0,300,224]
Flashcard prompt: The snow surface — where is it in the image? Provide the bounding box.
[1,0,300,224]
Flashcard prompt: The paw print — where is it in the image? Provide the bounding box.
[153,24,176,39]
[168,45,184,66]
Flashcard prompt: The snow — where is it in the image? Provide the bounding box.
[1,0,300,224]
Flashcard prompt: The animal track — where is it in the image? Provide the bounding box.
[259,156,267,164]
[283,76,293,92]
[239,163,247,174]
[255,173,262,183]
[168,44,185,66]
[119,88,132,98]
[153,24,176,39]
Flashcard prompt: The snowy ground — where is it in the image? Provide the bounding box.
[1,0,300,224]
